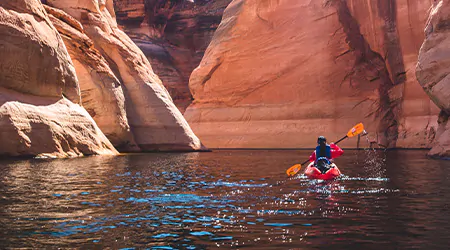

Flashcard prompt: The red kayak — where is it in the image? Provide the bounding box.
[304,162,341,180]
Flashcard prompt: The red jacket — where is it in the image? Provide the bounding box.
[309,143,344,162]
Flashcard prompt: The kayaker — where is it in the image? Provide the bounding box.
[308,136,344,173]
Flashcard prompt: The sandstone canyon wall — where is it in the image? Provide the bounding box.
[0,0,203,157]
[114,0,232,112]
[186,0,440,149]
[43,5,138,152]
[0,0,117,157]
[416,0,450,158]
[43,0,202,152]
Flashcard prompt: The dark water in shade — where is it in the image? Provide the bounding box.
[0,150,449,249]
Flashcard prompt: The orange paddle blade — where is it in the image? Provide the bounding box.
[286,164,302,177]
[346,123,365,137]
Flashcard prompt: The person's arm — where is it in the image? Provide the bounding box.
[309,151,316,162]
[330,143,344,158]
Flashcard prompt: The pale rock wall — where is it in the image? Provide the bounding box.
[187,0,439,149]
[47,0,202,151]
[0,0,117,157]
[416,0,450,158]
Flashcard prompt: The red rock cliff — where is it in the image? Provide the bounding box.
[186,0,439,149]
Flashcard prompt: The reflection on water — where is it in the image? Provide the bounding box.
[0,151,449,249]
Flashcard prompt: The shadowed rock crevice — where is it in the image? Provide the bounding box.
[377,0,406,86]
[331,0,400,147]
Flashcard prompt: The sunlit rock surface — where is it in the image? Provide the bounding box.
[44,5,139,152]
[186,0,439,149]
[46,0,202,151]
[0,90,117,158]
[416,0,450,158]
[0,0,117,157]
[114,0,232,112]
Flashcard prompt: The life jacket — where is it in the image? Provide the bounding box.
[315,144,331,162]
[315,144,332,173]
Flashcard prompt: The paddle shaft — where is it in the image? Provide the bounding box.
[300,159,309,165]
[334,135,348,144]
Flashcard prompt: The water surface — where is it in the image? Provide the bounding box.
[0,150,449,249]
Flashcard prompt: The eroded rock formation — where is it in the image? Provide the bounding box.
[186,0,439,149]
[43,5,139,152]
[416,0,450,158]
[114,0,231,112]
[0,0,117,157]
[46,0,202,151]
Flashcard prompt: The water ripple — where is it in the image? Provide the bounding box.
[0,151,448,249]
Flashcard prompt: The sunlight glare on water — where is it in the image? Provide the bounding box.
[0,150,449,249]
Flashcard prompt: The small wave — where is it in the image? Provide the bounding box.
[211,181,268,188]
[190,231,214,236]
[152,233,178,239]
[264,223,293,227]
[340,176,389,182]
[350,188,400,194]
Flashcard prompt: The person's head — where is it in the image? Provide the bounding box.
[317,136,327,145]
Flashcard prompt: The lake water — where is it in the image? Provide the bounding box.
[0,150,449,249]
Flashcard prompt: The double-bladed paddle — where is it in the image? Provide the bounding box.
[286,123,365,177]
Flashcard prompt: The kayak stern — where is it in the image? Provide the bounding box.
[304,162,341,180]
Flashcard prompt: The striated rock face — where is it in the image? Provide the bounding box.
[416,0,450,158]
[46,0,202,151]
[114,0,232,112]
[187,0,439,149]
[0,0,117,157]
[43,5,139,152]
[0,0,79,103]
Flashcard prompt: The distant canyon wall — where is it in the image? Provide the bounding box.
[416,0,450,158]
[0,0,202,157]
[114,0,232,112]
[186,0,441,149]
